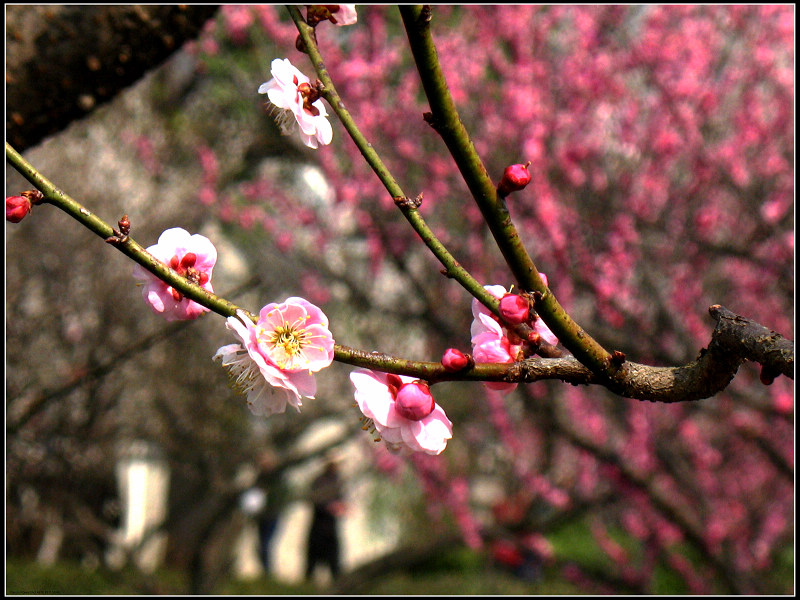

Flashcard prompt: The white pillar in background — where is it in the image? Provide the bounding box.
[114,440,170,573]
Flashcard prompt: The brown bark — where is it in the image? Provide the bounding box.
[5,5,219,151]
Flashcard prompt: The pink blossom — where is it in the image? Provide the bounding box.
[471,290,521,393]
[472,282,558,344]
[213,298,335,416]
[471,314,518,364]
[258,58,333,149]
[472,282,558,346]
[222,5,254,44]
[470,282,559,393]
[330,5,358,26]
[337,5,358,25]
[132,227,216,321]
[350,369,453,455]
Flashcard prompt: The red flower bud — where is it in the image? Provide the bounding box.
[497,162,531,197]
[6,195,32,223]
[441,348,471,372]
[394,381,435,421]
[499,293,530,324]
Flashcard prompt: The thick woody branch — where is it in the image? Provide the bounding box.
[6,5,219,151]
[336,305,792,403]
[707,304,793,378]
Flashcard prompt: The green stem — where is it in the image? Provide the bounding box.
[399,5,614,377]
[287,6,517,330]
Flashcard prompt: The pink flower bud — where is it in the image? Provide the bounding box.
[497,162,531,197]
[499,293,530,324]
[441,348,471,372]
[6,195,32,223]
[394,381,435,421]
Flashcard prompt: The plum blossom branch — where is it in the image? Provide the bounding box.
[6,141,248,321]
[286,5,532,333]
[398,5,616,377]
[6,141,513,382]
[7,137,791,402]
[329,305,794,402]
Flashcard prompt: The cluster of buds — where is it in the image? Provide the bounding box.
[6,190,44,223]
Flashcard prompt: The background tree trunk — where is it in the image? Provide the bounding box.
[5,5,219,151]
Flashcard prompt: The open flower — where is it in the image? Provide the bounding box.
[350,369,453,455]
[331,4,358,25]
[258,58,333,149]
[132,227,216,321]
[214,298,335,416]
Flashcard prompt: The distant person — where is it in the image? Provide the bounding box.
[240,450,289,574]
[305,459,346,581]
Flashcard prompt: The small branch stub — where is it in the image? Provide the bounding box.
[118,214,131,236]
[610,350,627,367]
[21,189,45,205]
[422,111,441,132]
[420,5,433,23]
[394,193,423,209]
[105,213,131,245]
